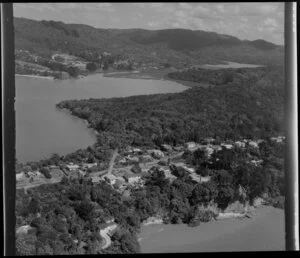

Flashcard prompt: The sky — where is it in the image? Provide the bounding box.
[14,2,284,45]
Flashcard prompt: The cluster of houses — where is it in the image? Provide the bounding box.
[17,135,284,190]
[51,53,88,72]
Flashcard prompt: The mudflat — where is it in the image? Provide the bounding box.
[139,206,285,253]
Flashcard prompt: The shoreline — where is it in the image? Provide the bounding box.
[139,205,284,252]
[15,74,54,80]
[56,107,99,137]
[102,69,210,89]
[15,70,210,89]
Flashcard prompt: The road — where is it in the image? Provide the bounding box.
[107,148,118,175]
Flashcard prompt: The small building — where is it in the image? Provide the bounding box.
[185,142,196,149]
[35,171,45,178]
[82,163,97,169]
[250,160,263,167]
[160,144,172,152]
[78,169,86,176]
[221,143,233,149]
[27,171,36,177]
[270,136,285,143]
[173,162,195,174]
[126,155,140,163]
[118,158,127,164]
[49,165,59,169]
[173,146,184,151]
[202,137,215,144]
[234,141,246,148]
[16,172,26,181]
[66,164,80,171]
[123,172,141,184]
[248,141,259,148]
[103,174,117,185]
[204,146,215,156]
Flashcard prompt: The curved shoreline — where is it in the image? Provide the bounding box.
[139,206,285,253]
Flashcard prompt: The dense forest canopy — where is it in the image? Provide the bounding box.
[57,66,284,149]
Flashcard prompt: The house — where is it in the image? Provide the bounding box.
[270,136,285,143]
[49,165,59,169]
[185,142,196,149]
[66,164,80,171]
[221,143,233,149]
[234,141,246,148]
[160,168,176,181]
[118,158,127,164]
[133,148,143,154]
[35,171,45,178]
[82,163,97,169]
[250,160,263,167]
[104,217,115,224]
[123,172,141,184]
[204,146,215,156]
[27,171,36,177]
[78,169,86,176]
[248,141,259,148]
[160,144,172,152]
[202,137,215,144]
[173,146,184,151]
[147,149,165,159]
[16,172,26,181]
[126,155,140,163]
[173,162,195,174]
[103,174,117,185]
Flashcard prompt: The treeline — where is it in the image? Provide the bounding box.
[57,66,284,149]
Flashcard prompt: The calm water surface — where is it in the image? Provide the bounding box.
[139,206,285,253]
[16,74,187,163]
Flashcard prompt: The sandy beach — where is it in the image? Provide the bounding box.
[15,74,54,80]
[139,206,285,253]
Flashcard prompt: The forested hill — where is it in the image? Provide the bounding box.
[14,17,284,66]
[57,66,284,149]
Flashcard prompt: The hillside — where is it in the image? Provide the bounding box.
[14,17,284,67]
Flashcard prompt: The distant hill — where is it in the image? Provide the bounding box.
[14,17,284,66]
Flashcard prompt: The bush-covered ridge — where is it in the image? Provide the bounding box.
[14,17,283,67]
[57,67,284,149]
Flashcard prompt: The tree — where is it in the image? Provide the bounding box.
[67,66,80,77]
[28,197,40,214]
[191,181,217,206]
[131,163,142,174]
[16,233,37,255]
[86,62,97,72]
[40,167,52,179]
